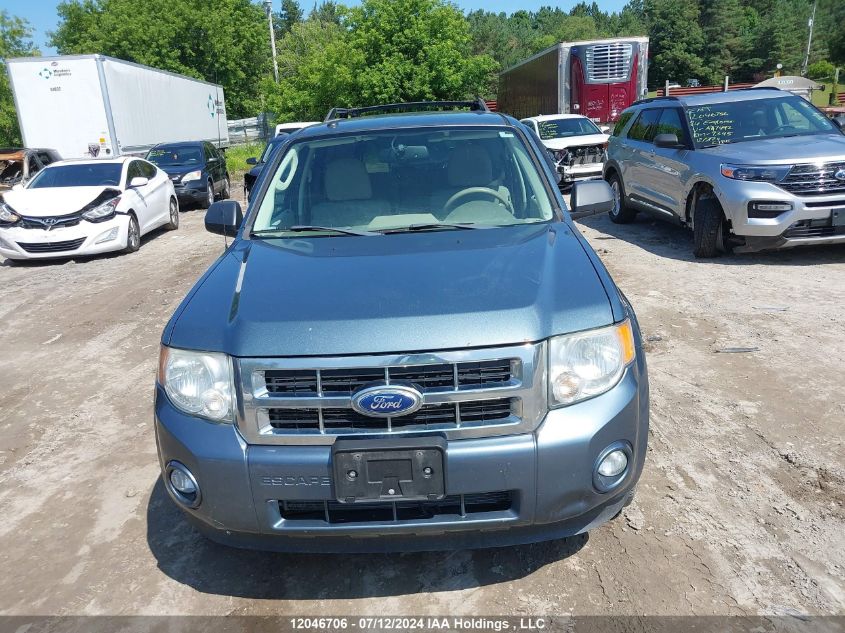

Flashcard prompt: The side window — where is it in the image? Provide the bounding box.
[203,143,215,162]
[613,111,634,137]
[126,160,143,183]
[627,109,662,142]
[140,160,157,179]
[655,108,690,145]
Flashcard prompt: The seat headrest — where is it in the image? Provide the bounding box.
[324,158,372,201]
[447,145,493,187]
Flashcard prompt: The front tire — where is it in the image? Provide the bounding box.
[124,214,141,253]
[693,198,727,258]
[165,197,179,230]
[607,172,637,223]
[220,175,231,200]
[201,180,214,209]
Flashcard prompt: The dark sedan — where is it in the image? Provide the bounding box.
[146,141,230,208]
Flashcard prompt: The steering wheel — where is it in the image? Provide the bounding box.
[770,124,799,134]
[444,187,514,216]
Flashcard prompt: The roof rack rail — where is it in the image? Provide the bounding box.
[632,95,680,105]
[324,98,490,122]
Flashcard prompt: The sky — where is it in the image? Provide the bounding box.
[5,0,629,56]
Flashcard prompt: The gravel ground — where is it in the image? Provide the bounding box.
[0,187,843,618]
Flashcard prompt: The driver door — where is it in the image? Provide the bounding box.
[124,160,152,232]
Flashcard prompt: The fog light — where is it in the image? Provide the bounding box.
[94,227,119,244]
[598,450,628,477]
[165,461,201,507]
[170,468,197,494]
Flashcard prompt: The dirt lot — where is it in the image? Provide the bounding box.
[0,186,843,618]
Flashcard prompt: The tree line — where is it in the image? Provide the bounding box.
[1,0,843,145]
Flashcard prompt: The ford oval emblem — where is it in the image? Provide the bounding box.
[835,168,845,182]
[351,384,423,418]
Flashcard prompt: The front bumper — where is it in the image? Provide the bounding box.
[0,215,130,260]
[557,162,605,184]
[154,354,649,553]
[716,180,845,250]
[172,179,207,204]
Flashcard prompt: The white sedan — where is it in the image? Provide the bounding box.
[0,156,178,261]
[520,114,610,187]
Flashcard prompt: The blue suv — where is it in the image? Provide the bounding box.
[154,100,649,552]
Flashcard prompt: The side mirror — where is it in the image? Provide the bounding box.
[654,133,684,149]
[205,200,243,237]
[832,117,844,130]
[129,176,149,188]
[245,157,258,165]
[600,125,611,134]
[569,180,614,219]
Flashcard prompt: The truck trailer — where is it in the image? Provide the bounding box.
[498,37,649,124]
[6,55,228,159]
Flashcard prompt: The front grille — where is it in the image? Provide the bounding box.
[239,343,544,443]
[585,42,633,82]
[783,219,845,239]
[19,214,81,230]
[267,398,516,433]
[278,491,513,524]
[264,359,513,396]
[779,163,845,197]
[16,237,85,253]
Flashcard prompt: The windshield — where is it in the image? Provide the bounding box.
[687,95,838,147]
[147,147,203,166]
[251,127,555,236]
[536,118,602,140]
[27,163,123,188]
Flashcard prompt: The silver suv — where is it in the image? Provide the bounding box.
[604,88,845,257]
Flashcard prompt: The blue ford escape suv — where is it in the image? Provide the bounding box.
[155,100,649,552]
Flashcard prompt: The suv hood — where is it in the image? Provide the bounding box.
[542,134,609,151]
[156,163,205,177]
[166,224,615,357]
[699,133,845,163]
[2,186,119,217]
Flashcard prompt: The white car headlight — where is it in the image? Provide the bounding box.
[548,320,636,407]
[158,346,235,422]
[82,197,120,222]
[0,202,21,224]
[182,170,203,182]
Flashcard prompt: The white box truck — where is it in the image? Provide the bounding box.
[6,54,228,159]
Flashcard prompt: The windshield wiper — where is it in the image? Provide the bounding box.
[381,223,495,233]
[253,225,378,237]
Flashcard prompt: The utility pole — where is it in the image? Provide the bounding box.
[264,0,279,83]
[801,0,817,77]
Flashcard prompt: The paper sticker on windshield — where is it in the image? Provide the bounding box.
[499,131,514,138]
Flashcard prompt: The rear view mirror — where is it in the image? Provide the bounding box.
[205,200,243,237]
[569,180,614,219]
[654,133,683,149]
[246,157,258,165]
[129,176,149,188]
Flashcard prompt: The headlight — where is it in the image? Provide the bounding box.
[82,197,120,222]
[158,346,235,422]
[182,170,203,182]
[0,202,21,224]
[548,320,636,407]
[720,164,791,182]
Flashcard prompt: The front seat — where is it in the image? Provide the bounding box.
[431,145,511,218]
[310,158,389,228]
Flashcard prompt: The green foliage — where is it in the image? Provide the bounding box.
[225,141,264,177]
[264,0,496,120]
[807,60,836,80]
[0,11,39,146]
[643,0,706,88]
[49,0,270,118]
